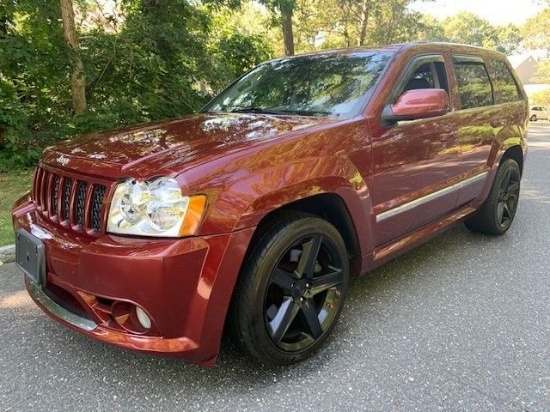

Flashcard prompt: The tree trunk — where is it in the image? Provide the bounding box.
[279,3,295,56]
[357,0,370,46]
[59,0,86,115]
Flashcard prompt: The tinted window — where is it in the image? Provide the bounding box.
[453,60,493,109]
[406,63,436,89]
[491,60,522,103]
[395,58,449,102]
[203,52,393,117]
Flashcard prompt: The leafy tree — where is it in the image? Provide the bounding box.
[531,89,550,107]
[494,24,522,55]
[213,33,272,79]
[423,12,522,54]
[0,0,70,169]
[293,0,428,52]
[521,8,550,55]
[441,12,498,48]
[208,3,273,85]
[416,15,446,42]
[532,60,550,84]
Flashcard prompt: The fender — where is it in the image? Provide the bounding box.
[200,155,374,257]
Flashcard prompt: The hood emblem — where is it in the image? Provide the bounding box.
[56,155,70,166]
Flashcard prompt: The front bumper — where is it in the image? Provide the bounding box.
[13,196,255,366]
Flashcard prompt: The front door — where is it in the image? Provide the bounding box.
[371,56,462,246]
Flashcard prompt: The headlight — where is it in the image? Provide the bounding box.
[107,177,206,237]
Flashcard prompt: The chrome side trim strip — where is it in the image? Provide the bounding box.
[376,172,488,223]
[26,279,97,332]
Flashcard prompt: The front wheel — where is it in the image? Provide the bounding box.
[464,158,521,235]
[530,114,537,121]
[231,213,349,366]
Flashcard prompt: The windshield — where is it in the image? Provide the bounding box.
[202,52,393,117]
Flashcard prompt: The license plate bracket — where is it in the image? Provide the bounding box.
[15,228,46,285]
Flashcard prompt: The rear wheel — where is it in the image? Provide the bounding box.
[530,114,537,121]
[464,158,521,235]
[231,212,349,366]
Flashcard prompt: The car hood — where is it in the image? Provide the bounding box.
[41,113,337,178]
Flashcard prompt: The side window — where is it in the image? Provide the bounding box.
[404,63,435,90]
[453,58,493,109]
[394,57,449,101]
[491,60,522,103]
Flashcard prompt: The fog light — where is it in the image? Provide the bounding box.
[136,306,152,330]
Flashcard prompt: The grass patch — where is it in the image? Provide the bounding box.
[0,168,34,246]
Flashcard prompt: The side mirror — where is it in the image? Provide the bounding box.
[382,89,449,124]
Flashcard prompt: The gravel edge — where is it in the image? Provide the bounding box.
[0,244,15,264]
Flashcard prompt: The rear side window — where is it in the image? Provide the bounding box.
[491,60,522,103]
[453,58,493,109]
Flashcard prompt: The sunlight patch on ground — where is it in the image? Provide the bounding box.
[527,140,550,150]
[521,185,550,204]
[0,290,33,309]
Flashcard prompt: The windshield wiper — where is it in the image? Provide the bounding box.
[230,107,330,116]
[230,107,289,115]
[273,109,331,117]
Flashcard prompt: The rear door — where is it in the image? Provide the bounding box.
[451,56,526,207]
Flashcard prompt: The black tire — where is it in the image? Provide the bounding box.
[231,212,349,366]
[464,158,521,235]
[530,114,537,121]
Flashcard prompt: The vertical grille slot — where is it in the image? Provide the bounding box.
[91,185,106,232]
[76,181,88,228]
[61,178,73,221]
[40,168,49,211]
[51,175,60,216]
[32,166,108,235]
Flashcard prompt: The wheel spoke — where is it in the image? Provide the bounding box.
[301,298,323,339]
[272,267,296,292]
[507,181,520,196]
[500,169,512,192]
[497,201,505,223]
[269,297,300,344]
[502,201,512,221]
[295,235,322,279]
[309,267,344,296]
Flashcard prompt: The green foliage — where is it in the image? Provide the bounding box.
[532,60,550,84]
[0,0,535,172]
[0,83,37,171]
[416,13,523,55]
[440,12,499,48]
[0,0,273,171]
[531,89,550,107]
[293,0,427,51]
[0,0,71,170]
[0,168,34,246]
[82,0,214,121]
[495,24,523,55]
[213,32,273,79]
[521,8,550,53]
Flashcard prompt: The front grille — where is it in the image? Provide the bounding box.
[33,166,109,235]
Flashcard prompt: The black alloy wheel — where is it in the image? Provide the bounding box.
[465,158,521,235]
[232,212,349,366]
[495,164,520,230]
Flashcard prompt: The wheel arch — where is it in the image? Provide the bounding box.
[252,192,363,275]
[501,145,524,176]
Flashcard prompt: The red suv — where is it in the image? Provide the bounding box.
[13,42,528,366]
